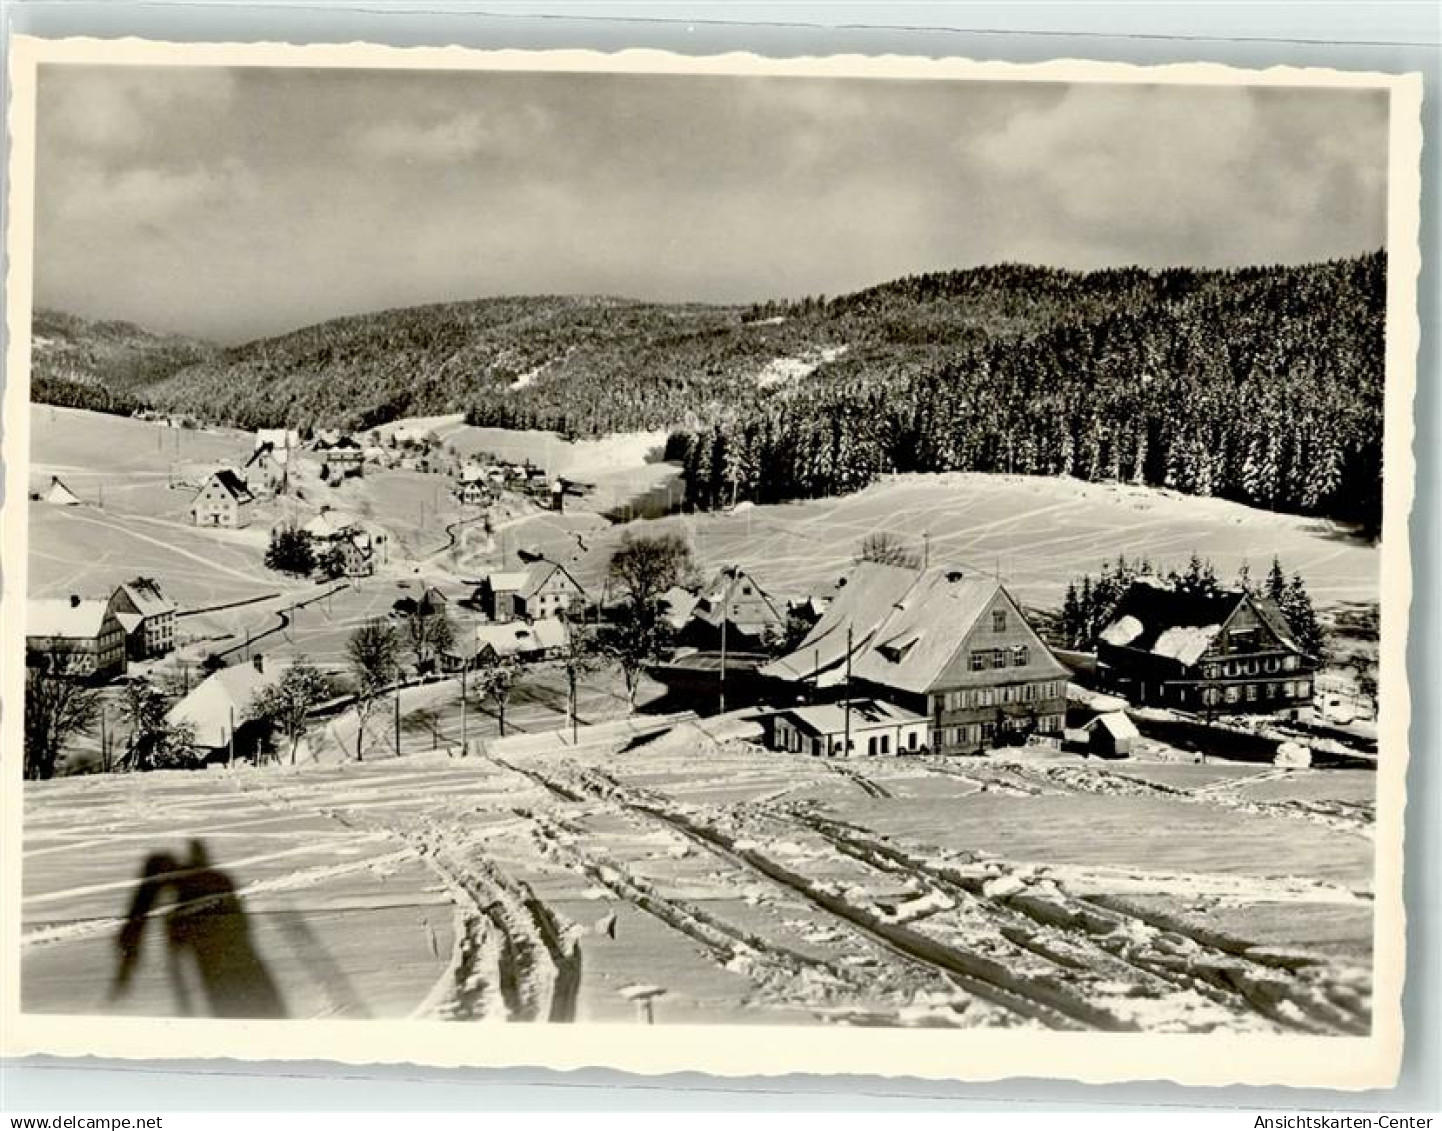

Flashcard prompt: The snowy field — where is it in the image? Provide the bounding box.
[482,473,1380,613]
[21,735,1375,1031]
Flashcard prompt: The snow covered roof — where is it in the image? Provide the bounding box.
[518,560,585,601]
[762,562,918,683]
[1085,712,1140,741]
[778,698,925,738]
[482,571,531,593]
[690,567,783,634]
[113,611,144,635]
[28,598,114,639]
[254,428,299,451]
[303,510,360,540]
[167,660,287,748]
[42,476,82,506]
[113,577,175,617]
[1098,584,1303,666]
[462,618,568,658]
[765,561,1067,694]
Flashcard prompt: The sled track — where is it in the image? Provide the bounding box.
[777,806,1371,1036]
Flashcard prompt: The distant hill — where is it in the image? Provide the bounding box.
[30,310,217,416]
[33,252,1386,530]
[122,267,1147,435]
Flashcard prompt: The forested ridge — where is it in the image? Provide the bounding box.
[34,252,1386,531]
[29,309,216,417]
[676,254,1386,535]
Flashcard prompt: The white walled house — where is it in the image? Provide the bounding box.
[190,469,256,528]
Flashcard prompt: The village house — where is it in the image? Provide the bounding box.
[454,465,494,507]
[515,559,588,621]
[106,577,177,660]
[166,655,285,764]
[679,566,785,652]
[439,618,568,671]
[242,442,289,496]
[314,434,365,480]
[303,508,388,577]
[762,562,1070,754]
[190,469,255,528]
[27,595,128,680]
[1095,582,1317,715]
[771,698,929,758]
[473,570,529,623]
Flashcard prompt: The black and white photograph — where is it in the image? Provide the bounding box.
[0,39,1421,1088]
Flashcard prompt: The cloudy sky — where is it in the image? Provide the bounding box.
[34,65,1389,343]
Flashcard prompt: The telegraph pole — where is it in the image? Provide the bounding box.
[842,625,854,757]
[394,686,401,756]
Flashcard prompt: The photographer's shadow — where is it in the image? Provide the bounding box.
[110,839,286,1019]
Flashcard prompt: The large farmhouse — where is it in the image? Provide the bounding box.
[514,560,587,621]
[106,577,177,660]
[27,596,128,680]
[1095,582,1316,715]
[763,562,1069,754]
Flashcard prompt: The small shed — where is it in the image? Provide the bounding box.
[43,476,83,506]
[1085,711,1139,759]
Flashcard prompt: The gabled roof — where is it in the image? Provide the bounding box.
[113,577,176,617]
[167,661,287,748]
[1085,711,1140,741]
[1098,583,1302,666]
[28,598,114,640]
[480,570,530,593]
[691,567,783,633]
[762,561,919,684]
[200,468,255,504]
[764,562,1066,694]
[42,476,83,506]
[245,442,289,469]
[518,560,585,602]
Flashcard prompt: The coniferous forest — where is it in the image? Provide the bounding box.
[671,253,1385,537]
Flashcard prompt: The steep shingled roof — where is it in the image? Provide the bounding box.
[764,562,1067,695]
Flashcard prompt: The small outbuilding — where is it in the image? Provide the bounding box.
[771,698,928,758]
[1085,711,1140,759]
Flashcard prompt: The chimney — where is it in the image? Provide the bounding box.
[252,654,264,673]
[946,570,965,583]
[69,594,81,608]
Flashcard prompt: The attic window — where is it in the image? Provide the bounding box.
[992,610,1007,633]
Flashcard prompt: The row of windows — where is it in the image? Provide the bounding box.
[938,681,1061,712]
[777,725,923,757]
[1202,655,1301,679]
[970,645,1030,671]
[938,715,1063,748]
[1204,680,1312,705]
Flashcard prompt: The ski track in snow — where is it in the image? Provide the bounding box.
[24,734,1376,1031]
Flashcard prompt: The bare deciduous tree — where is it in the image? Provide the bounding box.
[24,660,100,781]
[347,618,400,761]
